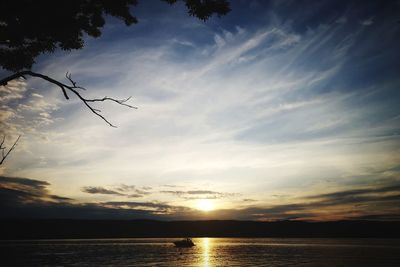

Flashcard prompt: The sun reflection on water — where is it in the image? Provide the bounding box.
[202,238,210,267]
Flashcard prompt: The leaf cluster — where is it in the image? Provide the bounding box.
[0,0,230,72]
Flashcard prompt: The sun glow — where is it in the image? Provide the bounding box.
[196,199,214,212]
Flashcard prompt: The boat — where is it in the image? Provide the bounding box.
[173,238,195,247]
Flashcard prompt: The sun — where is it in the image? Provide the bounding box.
[196,199,214,212]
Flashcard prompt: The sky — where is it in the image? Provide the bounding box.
[1,0,400,221]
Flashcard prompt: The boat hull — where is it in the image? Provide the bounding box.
[173,240,195,247]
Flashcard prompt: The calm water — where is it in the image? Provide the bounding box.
[2,238,400,266]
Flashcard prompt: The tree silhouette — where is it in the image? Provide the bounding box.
[0,0,230,124]
[0,0,230,164]
[1,0,230,72]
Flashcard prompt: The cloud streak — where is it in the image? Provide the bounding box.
[82,186,125,196]
[82,184,152,198]
[161,189,238,199]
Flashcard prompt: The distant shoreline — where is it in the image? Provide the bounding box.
[1,219,399,240]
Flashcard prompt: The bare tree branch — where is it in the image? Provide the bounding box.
[0,71,137,127]
[0,135,20,165]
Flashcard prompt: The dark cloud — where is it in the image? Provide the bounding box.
[0,176,72,204]
[0,176,49,187]
[299,184,400,211]
[102,201,191,214]
[82,184,152,198]
[134,189,151,195]
[82,186,125,196]
[115,184,136,192]
[126,193,146,198]
[221,184,400,221]
[161,190,191,195]
[49,195,73,202]
[114,184,152,195]
[0,176,194,220]
[307,184,400,201]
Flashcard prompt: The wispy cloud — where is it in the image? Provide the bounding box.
[335,16,347,24]
[0,77,62,150]
[161,189,238,199]
[360,17,374,26]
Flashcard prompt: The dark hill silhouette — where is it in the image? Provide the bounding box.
[1,219,399,239]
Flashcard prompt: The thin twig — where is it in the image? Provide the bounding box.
[0,135,20,165]
[0,71,136,127]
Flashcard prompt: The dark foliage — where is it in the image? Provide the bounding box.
[0,0,230,72]
[164,0,230,21]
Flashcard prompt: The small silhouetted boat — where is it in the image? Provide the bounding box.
[173,238,195,247]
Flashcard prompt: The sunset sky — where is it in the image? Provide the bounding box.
[1,0,399,221]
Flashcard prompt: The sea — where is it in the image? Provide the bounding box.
[1,238,400,266]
